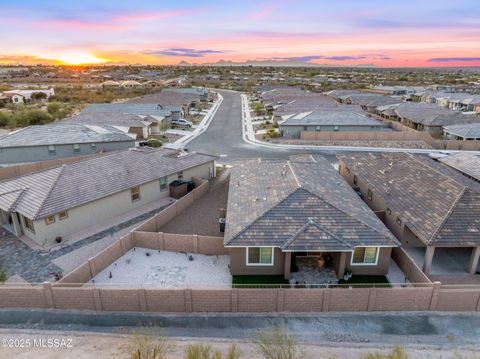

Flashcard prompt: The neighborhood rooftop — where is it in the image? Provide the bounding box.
[338,153,480,247]
[81,103,180,117]
[443,123,480,139]
[439,153,480,182]
[60,112,158,128]
[281,110,386,127]
[224,157,398,250]
[0,124,135,147]
[0,148,217,220]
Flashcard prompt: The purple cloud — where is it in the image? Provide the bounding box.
[148,48,224,58]
[270,56,322,62]
[428,57,480,62]
[323,56,367,61]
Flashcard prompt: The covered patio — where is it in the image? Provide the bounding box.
[287,253,340,286]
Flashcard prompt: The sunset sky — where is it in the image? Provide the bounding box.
[1,0,479,67]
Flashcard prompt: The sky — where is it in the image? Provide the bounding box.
[0,0,479,67]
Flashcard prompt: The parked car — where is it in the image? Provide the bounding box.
[172,118,193,128]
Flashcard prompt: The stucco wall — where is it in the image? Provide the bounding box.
[22,162,214,246]
[229,248,285,275]
[0,141,135,164]
[345,247,392,275]
[282,124,388,138]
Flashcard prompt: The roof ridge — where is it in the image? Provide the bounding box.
[427,186,466,245]
[31,166,66,220]
[300,186,395,240]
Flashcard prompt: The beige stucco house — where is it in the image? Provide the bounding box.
[0,148,216,246]
[223,156,399,281]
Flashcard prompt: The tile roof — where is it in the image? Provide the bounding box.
[443,123,480,139]
[60,113,157,128]
[224,157,398,250]
[0,148,217,220]
[81,103,180,117]
[392,103,478,126]
[439,153,480,182]
[0,124,135,148]
[281,110,386,127]
[338,153,480,246]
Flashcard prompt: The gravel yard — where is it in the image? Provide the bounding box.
[269,138,433,149]
[86,248,231,289]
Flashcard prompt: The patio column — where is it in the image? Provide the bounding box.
[337,252,347,278]
[467,247,480,275]
[11,213,23,237]
[284,252,291,280]
[422,246,435,274]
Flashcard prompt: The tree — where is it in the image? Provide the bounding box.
[31,92,47,101]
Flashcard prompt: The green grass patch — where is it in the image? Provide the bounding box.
[338,275,390,288]
[232,275,289,288]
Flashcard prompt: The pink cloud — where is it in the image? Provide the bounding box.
[252,6,274,20]
[113,9,189,22]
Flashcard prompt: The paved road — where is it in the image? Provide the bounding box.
[187,90,339,161]
[1,310,479,348]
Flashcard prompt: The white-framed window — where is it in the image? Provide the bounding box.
[131,186,141,202]
[177,171,184,180]
[73,143,80,153]
[246,247,274,266]
[58,210,68,220]
[48,145,56,154]
[44,215,55,225]
[351,247,379,265]
[91,143,96,149]
[159,177,168,191]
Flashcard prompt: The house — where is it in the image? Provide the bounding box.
[0,148,217,246]
[0,124,136,165]
[3,92,25,104]
[279,110,389,138]
[223,157,399,280]
[2,88,55,102]
[127,90,203,116]
[438,153,480,183]
[60,112,161,139]
[81,103,182,121]
[338,153,480,276]
[443,123,480,140]
[162,88,209,101]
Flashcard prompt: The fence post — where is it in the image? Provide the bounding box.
[322,288,331,312]
[276,289,285,312]
[138,289,147,312]
[184,289,193,312]
[429,281,441,311]
[367,288,377,311]
[93,288,103,311]
[158,232,165,250]
[193,235,199,253]
[43,282,55,309]
[231,289,238,312]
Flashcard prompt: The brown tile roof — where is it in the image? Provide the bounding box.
[224,157,398,251]
[338,153,480,246]
[439,153,480,182]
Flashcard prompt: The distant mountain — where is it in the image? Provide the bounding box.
[186,59,379,68]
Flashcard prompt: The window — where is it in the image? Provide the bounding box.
[353,175,358,186]
[367,189,373,201]
[303,125,308,131]
[334,125,339,132]
[386,207,392,215]
[73,144,80,153]
[44,215,55,225]
[352,247,379,265]
[315,126,321,131]
[247,247,274,266]
[58,210,68,220]
[131,186,141,202]
[396,217,402,226]
[91,143,96,149]
[24,217,35,233]
[177,171,184,180]
[159,177,167,191]
[48,145,55,154]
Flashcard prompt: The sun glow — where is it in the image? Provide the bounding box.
[54,52,108,65]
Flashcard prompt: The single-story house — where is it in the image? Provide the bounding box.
[279,110,389,138]
[224,157,399,280]
[438,153,480,183]
[0,148,217,246]
[60,112,161,139]
[2,88,55,102]
[81,103,182,121]
[338,153,480,276]
[443,123,480,141]
[0,124,136,165]
[162,88,209,101]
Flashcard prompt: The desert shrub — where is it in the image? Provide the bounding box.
[184,344,240,359]
[0,266,7,283]
[128,330,173,359]
[361,346,408,359]
[254,326,305,359]
[146,138,163,148]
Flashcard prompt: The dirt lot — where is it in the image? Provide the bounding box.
[1,329,478,359]
[159,177,229,236]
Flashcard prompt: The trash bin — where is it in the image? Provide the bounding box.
[219,218,226,233]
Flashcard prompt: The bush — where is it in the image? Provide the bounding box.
[0,266,7,283]
[146,138,163,148]
[267,129,278,138]
[184,344,240,359]
[128,330,173,359]
[254,326,305,359]
[0,112,11,127]
[361,346,408,359]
